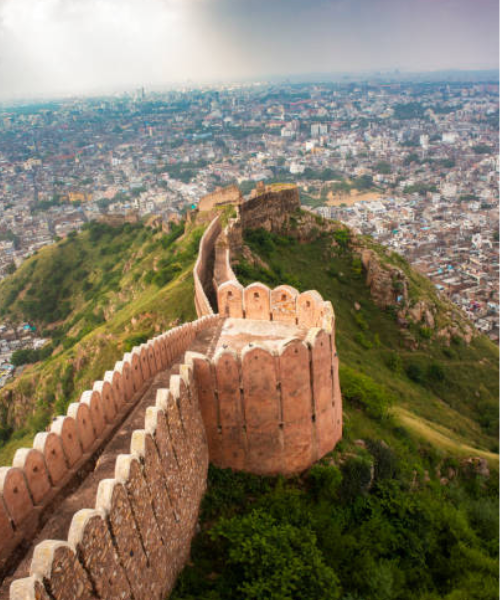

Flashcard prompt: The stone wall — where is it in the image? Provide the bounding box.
[239,185,300,233]
[10,345,211,599]
[187,327,342,476]
[197,185,242,213]
[217,280,335,332]
[0,315,219,584]
[194,217,222,317]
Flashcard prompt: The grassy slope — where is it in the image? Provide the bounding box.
[0,219,204,463]
[234,225,499,464]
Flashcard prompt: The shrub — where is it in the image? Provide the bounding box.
[406,362,424,384]
[354,332,373,349]
[340,456,373,501]
[209,509,340,599]
[308,464,342,502]
[419,326,433,339]
[354,312,369,331]
[427,362,445,382]
[340,366,393,420]
[385,352,403,374]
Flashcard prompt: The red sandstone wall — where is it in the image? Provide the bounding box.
[194,217,222,317]
[187,328,342,476]
[1,315,219,584]
[8,324,217,599]
[216,279,335,331]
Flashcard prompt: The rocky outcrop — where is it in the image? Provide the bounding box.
[360,249,408,310]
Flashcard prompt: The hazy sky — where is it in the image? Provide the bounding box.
[0,0,498,99]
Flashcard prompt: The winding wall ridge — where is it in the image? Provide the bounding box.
[193,216,221,316]
[5,195,343,598]
[10,346,213,600]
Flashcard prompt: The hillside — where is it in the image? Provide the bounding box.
[169,211,499,600]
[0,217,205,462]
[234,217,498,458]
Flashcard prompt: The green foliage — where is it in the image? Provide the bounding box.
[209,509,340,600]
[340,366,393,420]
[354,331,373,349]
[308,464,342,502]
[10,344,53,366]
[385,352,403,374]
[333,229,350,251]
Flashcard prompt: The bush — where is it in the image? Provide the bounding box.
[385,352,403,374]
[308,464,342,502]
[406,362,424,384]
[209,509,340,600]
[354,332,373,349]
[340,456,373,501]
[427,362,445,382]
[340,366,393,420]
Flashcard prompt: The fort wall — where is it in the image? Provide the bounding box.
[0,315,220,581]
[5,186,343,598]
[193,217,221,317]
[239,185,300,233]
[10,351,210,600]
[197,185,242,213]
[187,327,341,476]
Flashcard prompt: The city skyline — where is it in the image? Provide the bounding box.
[0,0,498,99]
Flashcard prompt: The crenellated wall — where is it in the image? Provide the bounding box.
[0,315,220,584]
[10,350,211,600]
[4,188,343,598]
[187,327,341,476]
[193,216,222,317]
[217,280,335,332]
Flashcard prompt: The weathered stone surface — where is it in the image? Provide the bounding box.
[30,540,96,600]
[33,432,68,486]
[13,449,52,506]
[10,576,52,600]
[270,285,299,323]
[96,479,157,600]
[0,467,33,527]
[244,283,271,320]
[67,403,95,453]
[217,280,244,318]
[50,417,82,468]
[116,454,171,593]
[80,390,105,439]
[68,509,132,600]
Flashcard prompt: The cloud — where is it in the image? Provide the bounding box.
[0,0,497,99]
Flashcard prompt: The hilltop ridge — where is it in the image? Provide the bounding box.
[0,183,497,600]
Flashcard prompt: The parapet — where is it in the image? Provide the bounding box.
[0,314,220,576]
[217,279,335,332]
[186,325,342,476]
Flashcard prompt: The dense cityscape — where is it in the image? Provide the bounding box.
[0,80,498,384]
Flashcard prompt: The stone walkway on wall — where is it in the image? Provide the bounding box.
[0,324,219,599]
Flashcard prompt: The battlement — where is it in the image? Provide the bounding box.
[3,186,342,598]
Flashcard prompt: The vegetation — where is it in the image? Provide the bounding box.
[0,218,203,460]
[172,462,498,600]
